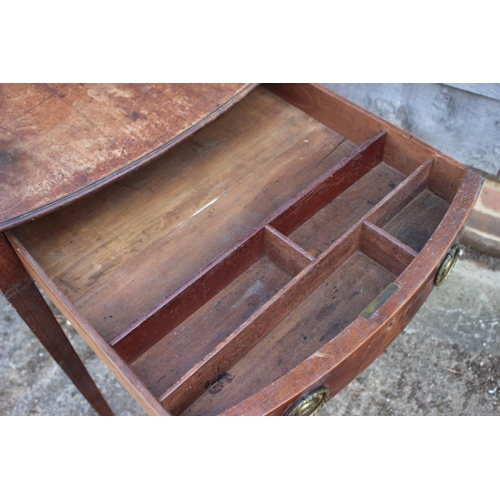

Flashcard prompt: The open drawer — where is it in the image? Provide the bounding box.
[7,84,482,416]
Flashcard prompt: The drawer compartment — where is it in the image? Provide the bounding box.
[125,227,313,394]
[7,84,482,416]
[365,160,454,254]
[183,247,397,416]
[286,162,406,256]
[381,190,450,253]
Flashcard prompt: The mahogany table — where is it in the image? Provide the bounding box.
[0,84,482,416]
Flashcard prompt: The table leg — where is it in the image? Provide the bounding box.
[0,233,113,416]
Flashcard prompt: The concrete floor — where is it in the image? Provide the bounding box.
[1,245,499,416]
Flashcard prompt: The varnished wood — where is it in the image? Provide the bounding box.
[0,233,113,415]
[366,159,433,227]
[106,132,391,406]
[112,229,266,362]
[6,231,170,416]
[382,190,451,252]
[131,255,293,398]
[264,226,314,275]
[5,84,483,416]
[172,156,479,415]
[361,222,417,276]
[264,84,468,182]
[428,153,466,204]
[288,161,406,254]
[0,84,257,231]
[220,170,482,416]
[270,130,387,236]
[13,87,352,341]
[160,144,457,414]
[185,251,396,416]
[109,131,389,406]
[160,225,363,415]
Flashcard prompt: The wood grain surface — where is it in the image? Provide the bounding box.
[289,162,406,254]
[13,87,353,341]
[160,151,433,413]
[131,255,293,398]
[361,222,417,276]
[221,170,482,416]
[184,251,396,416]
[382,190,450,252]
[264,226,314,275]
[6,83,483,416]
[0,84,256,231]
[6,231,171,416]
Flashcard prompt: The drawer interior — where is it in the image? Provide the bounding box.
[13,86,356,342]
[182,248,397,416]
[381,189,450,252]
[284,162,406,256]
[9,84,465,415]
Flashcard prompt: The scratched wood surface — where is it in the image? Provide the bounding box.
[7,84,483,416]
[0,83,256,231]
[158,153,476,415]
[131,255,293,398]
[184,251,396,416]
[221,169,482,416]
[157,153,431,414]
[382,190,450,252]
[289,162,406,254]
[13,87,355,340]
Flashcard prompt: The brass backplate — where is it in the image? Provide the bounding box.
[285,387,330,416]
[435,244,461,287]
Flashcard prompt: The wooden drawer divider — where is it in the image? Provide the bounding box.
[111,129,388,362]
[361,221,418,276]
[101,118,449,414]
[263,225,315,275]
[159,157,439,414]
[160,225,363,414]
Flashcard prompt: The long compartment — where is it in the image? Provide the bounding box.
[285,162,406,255]
[129,228,309,398]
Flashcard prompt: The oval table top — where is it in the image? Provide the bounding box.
[0,83,257,231]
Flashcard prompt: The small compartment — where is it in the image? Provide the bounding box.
[381,189,450,253]
[288,162,406,255]
[183,249,397,416]
[365,159,452,254]
[127,228,309,397]
[268,131,406,257]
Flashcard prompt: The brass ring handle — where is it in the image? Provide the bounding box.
[285,387,330,416]
[435,244,461,287]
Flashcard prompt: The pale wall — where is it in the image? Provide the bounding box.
[322,83,500,178]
